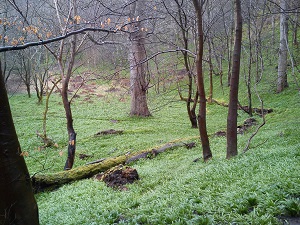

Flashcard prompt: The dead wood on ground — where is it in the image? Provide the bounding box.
[31,141,195,193]
[213,118,258,137]
[94,129,123,136]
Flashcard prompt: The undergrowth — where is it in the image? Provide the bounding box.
[9,72,300,224]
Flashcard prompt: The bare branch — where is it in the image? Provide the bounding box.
[140,49,196,64]
[0,27,116,52]
[243,85,266,153]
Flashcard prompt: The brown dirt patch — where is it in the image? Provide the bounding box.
[279,216,300,225]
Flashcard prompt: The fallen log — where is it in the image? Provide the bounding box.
[31,141,195,193]
[94,129,123,136]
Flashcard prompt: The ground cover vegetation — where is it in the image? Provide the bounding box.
[1,0,300,224]
[8,68,300,224]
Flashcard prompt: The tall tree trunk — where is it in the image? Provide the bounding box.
[175,0,198,128]
[182,31,198,128]
[208,38,213,103]
[56,0,78,170]
[207,1,213,103]
[226,0,243,159]
[63,20,77,170]
[277,0,289,93]
[293,8,299,46]
[0,62,39,225]
[128,1,151,117]
[247,4,253,117]
[227,1,235,87]
[192,0,212,161]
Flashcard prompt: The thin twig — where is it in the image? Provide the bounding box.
[243,86,266,153]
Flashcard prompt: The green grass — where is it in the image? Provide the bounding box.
[9,70,300,224]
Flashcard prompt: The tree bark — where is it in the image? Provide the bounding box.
[227,2,235,87]
[277,0,289,93]
[207,2,213,104]
[293,9,298,46]
[0,62,39,225]
[176,0,198,128]
[128,1,151,117]
[192,0,212,161]
[57,0,78,170]
[247,4,253,117]
[226,0,243,159]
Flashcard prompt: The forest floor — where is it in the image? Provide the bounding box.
[7,71,300,224]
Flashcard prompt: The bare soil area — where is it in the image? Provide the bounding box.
[5,74,130,100]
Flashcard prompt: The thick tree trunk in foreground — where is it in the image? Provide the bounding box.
[192,0,212,161]
[32,142,191,192]
[0,63,39,225]
[277,0,289,93]
[128,1,151,117]
[226,0,243,159]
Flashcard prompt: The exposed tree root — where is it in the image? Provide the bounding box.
[95,165,139,191]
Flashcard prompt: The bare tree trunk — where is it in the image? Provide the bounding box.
[54,0,78,170]
[226,0,243,159]
[227,1,235,87]
[62,76,77,170]
[247,4,253,117]
[207,2,213,103]
[208,38,213,103]
[177,0,198,128]
[128,1,151,117]
[0,62,39,225]
[192,0,212,161]
[272,14,275,46]
[277,0,289,93]
[293,8,299,46]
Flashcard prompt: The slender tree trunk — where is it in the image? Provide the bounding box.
[227,1,235,87]
[272,15,275,46]
[226,0,243,159]
[277,0,289,93]
[174,0,198,128]
[207,1,213,103]
[62,79,77,170]
[183,35,198,128]
[128,1,151,117]
[62,34,77,170]
[208,38,213,103]
[247,5,253,117]
[0,62,39,225]
[192,0,212,161]
[58,0,78,170]
[293,8,299,46]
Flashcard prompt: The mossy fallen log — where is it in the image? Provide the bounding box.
[32,141,195,192]
[32,155,127,192]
